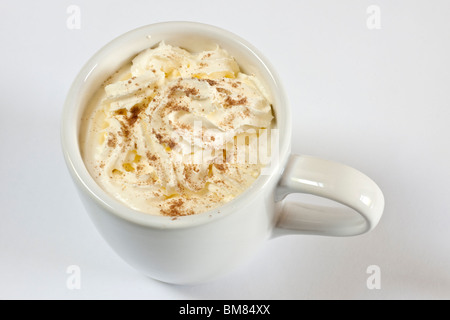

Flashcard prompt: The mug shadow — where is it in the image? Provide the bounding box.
[150,226,450,299]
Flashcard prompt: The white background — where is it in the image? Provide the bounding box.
[1,0,449,299]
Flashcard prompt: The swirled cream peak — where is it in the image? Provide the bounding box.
[81,42,274,216]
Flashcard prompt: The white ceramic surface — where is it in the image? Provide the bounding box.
[61,21,384,284]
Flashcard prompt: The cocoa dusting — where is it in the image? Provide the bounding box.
[176,121,191,130]
[224,96,247,108]
[146,152,157,161]
[184,87,199,97]
[214,164,227,171]
[107,134,117,148]
[204,79,218,86]
[220,113,236,128]
[103,70,119,86]
[127,104,145,126]
[201,53,212,59]
[160,198,195,216]
[115,108,127,116]
[166,100,190,112]
[168,85,183,98]
[153,130,163,143]
[119,121,131,139]
[231,81,241,88]
[216,87,231,95]
[183,166,192,181]
[169,83,199,99]
[183,164,201,181]
[152,129,177,149]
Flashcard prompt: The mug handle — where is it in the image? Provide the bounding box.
[274,155,384,237]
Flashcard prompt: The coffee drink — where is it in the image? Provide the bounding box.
[80,42,274,216]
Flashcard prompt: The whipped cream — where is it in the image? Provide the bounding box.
[81,42,274,216]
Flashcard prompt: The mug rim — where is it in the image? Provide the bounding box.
[61,21,292,229]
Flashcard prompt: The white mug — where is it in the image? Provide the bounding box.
[61,21,384,285]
